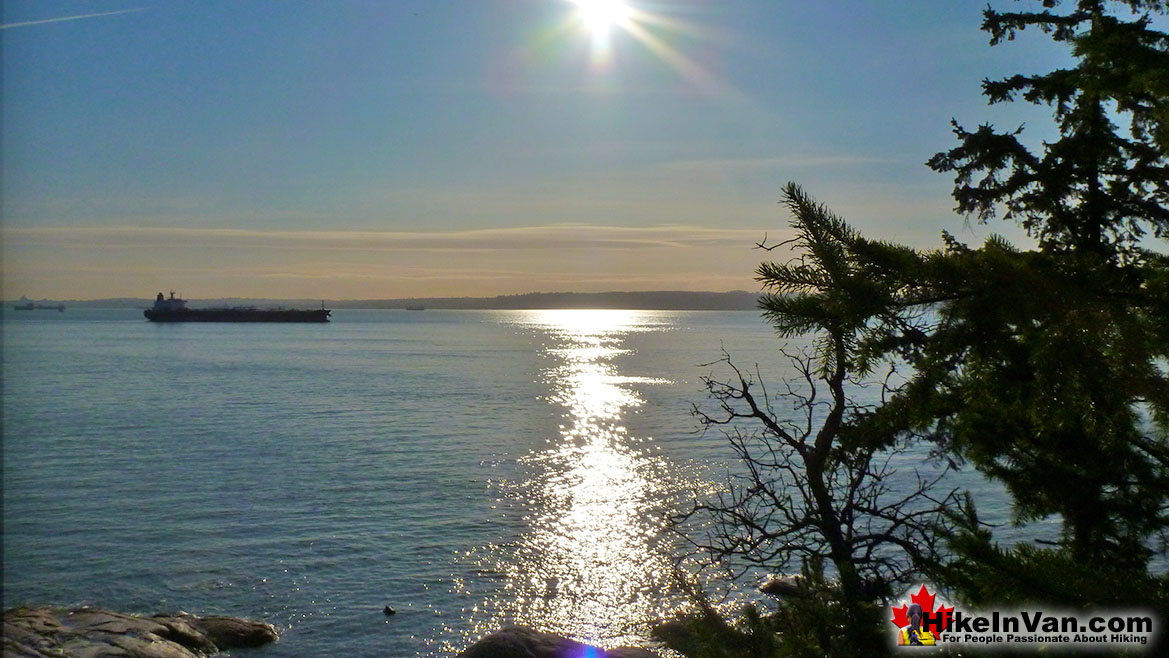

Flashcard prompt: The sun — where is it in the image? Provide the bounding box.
[571,0,631,35]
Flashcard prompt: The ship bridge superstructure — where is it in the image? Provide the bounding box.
[153,292,188,312]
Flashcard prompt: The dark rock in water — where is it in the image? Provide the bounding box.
[2,605,277,658]
[760,573,804,597]
[457,626,660,658]
[651,619,693,647]
[184,613,280,648]
[383,605,397,615]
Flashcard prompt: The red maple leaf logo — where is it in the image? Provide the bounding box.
[911,584,934,612]
[891,603,910,629]
[890,585,953,637]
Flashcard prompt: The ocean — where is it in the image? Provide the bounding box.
[1,308,1019,656]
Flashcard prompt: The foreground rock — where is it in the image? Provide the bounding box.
[457,626,660,658]
[2,605,277,658]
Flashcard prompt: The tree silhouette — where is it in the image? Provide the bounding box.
[674,184,959,655]
[671,2,1168,654]
[918,0,1169,590]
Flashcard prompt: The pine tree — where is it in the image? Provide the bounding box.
[673,184,958,657]
[912,0,1169,602]
[928,0,1169,259]
[671,3,1169,654]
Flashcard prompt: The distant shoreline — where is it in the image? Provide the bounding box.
[5,290,764,311]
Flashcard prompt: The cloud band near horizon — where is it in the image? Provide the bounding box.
[2,223,789,300]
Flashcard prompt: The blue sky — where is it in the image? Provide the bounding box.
[2,1,1067,299]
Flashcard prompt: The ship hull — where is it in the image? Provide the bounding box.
[144,308,331,322]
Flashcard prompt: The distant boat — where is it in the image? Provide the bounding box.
[405,304,425,311]
[143,292,330,323]
[13,296,64,311]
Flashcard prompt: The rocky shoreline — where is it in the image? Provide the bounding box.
[3,606,664,658]
[2,606,278,658]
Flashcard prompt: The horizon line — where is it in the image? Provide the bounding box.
[7,289,763,303]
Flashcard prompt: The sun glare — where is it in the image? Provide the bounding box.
[572,0,631,34]
[557,0,733,93]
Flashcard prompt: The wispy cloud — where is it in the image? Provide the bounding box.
[658,154,889,173]
[1,223,774,253]
[1,8,145,30]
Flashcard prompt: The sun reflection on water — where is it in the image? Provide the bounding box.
[457,310,695,650]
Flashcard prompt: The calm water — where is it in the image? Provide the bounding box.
[2,308,1014,656]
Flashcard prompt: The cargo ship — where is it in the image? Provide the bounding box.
[144,292,331,323]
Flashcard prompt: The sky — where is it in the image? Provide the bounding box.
[1,0,1070,300]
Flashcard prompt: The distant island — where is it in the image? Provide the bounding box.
[7,290,763,311]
